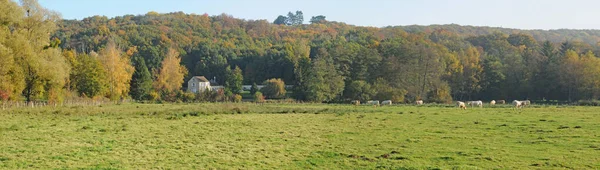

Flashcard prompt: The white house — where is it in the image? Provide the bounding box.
[187,76,211,93]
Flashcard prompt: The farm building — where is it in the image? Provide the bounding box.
[187,76,223,93]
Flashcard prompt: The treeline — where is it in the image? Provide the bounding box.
[3,0,600,104]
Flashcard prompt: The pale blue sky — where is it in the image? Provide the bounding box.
[38,0,599,30]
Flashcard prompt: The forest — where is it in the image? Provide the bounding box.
[3,0,600,104]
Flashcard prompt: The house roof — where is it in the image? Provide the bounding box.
[192,76,209,82]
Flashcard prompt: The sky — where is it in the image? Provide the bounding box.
[37,0,600,30]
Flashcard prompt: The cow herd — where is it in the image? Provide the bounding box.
[353,99,532,109]
[457,100,531,109]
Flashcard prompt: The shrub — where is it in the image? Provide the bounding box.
[147,91,160,101]
[577,100,600,106]
[254,92,265,103]
[260,78,286,99]
[181,92,196,102]
[233,94,242,103]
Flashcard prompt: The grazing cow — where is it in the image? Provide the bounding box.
[367,100,380,106]
[352,100,360,106]
[381,100,392,105]
[490,100,496,105]
[522,100,531,107]
[512,100,523,109]
[457,101,467,110]
[467,101,483,107]
[475,100,483,107]
[416,100,424,105]
[498,100,506,104]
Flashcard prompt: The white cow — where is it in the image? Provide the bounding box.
[475,100,483,107]
[415,100,424,105]
[490,100,496,105]
[457,101,467,110]
[367,100,380,106]
[522,100,531,107]
[381,100,392,105]
[468,101,483,107]
[512,100,523,109]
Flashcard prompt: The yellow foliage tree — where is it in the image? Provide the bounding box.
[98,41,134,100]
[154,48,188,92]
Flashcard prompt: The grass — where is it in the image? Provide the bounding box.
[0,103,599,169]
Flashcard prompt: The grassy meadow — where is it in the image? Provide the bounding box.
[0,103,599,169]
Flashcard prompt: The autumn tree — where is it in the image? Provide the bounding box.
[4,0,69,102]
[448,47,483,100]
[0,0,23,100]
[154,48,188,94]
[98,40,134,100]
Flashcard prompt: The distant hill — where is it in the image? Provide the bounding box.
[395,24,600,45]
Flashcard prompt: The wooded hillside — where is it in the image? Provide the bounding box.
[3,0,600,103]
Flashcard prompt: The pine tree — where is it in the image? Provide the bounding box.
[250,83,259,95]
[130,57,153,100]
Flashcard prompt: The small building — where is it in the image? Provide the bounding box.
[187,76,211,93]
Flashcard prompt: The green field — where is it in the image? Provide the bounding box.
[1,103,599,169]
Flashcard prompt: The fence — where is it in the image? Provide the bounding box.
[0,99,133,110]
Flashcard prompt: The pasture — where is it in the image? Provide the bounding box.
[0,103,599,169]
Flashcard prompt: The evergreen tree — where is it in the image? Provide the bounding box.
[130,57,153,100]
[250,83,259,95]
[225,66,243,94]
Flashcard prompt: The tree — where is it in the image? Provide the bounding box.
[309,15,326,24]
[73,53,108,97]
[293,11,304,25]
[250,83,259,95]
[558,50,582,101]
[98,40,134,100]
[275,11,304,26]
[371,78,406,103]
[225,66,243,94]
[261,78,286,99]
[448,47,483,100]
[5,0,69,102]
[154,48,188,93]
[130,56,153,100]
[580,51,600,99]
[0,1,23,100]
[273,15,287,25]
[480,55,506,100]
[344,80,375,102]
[301,48,344,102]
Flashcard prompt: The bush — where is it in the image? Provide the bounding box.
[426,83,453,104]
[577,100,600,106]
[233,94,242,103]
[147,91,160,101]
[254,92,265,103]
[181,92,196,102]
[261,78,286,99]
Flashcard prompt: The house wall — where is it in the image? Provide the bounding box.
[187,78,211,93]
